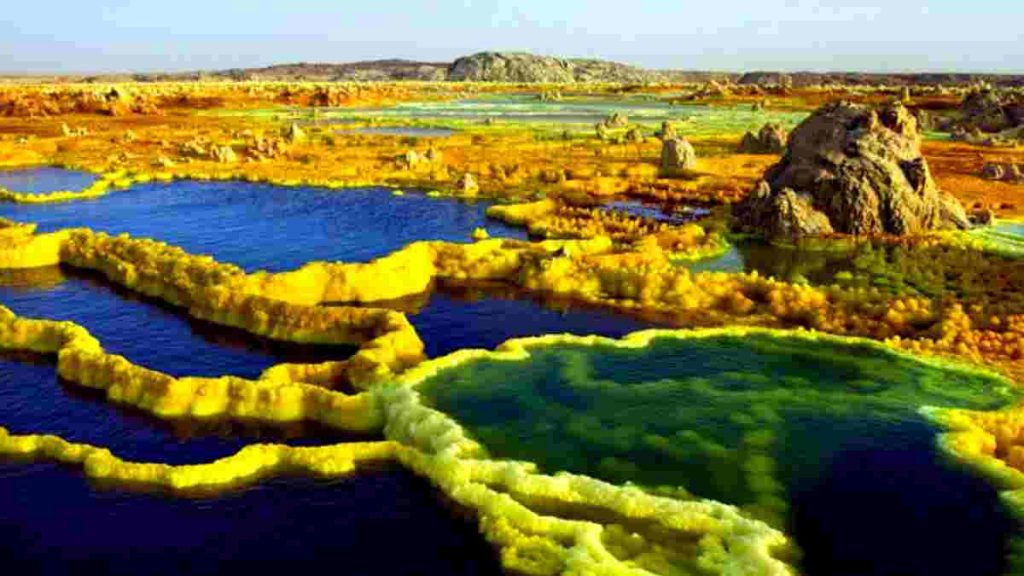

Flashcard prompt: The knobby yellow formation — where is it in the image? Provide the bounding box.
[486,198,729,260]
[0,428,397,491]
[0,174,118,203]
[11,216,1024,384]
[58,229,427,387]
[0,341,798,576]
[0,306,380,431]
[0,218,69,268]
[928,402,1024,517]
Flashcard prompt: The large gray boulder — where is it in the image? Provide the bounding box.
[659,137,697,175]
[735,101,969,238]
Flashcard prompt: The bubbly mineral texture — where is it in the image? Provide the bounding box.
[409,328,1018,529]
[735,101,970,239]
[928,400,1024,520]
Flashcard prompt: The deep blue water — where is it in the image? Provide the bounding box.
[0,171,655,574]
[789,415,1014,576]
[404,281,666,358]
[0,267,350,379]
[0,463,500,576]
[0,177,527,272]
[4,169,1022,574]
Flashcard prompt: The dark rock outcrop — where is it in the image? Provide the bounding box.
[735,101,969,238]
[981,162,1023,183]
[655,121,677,140]
[960,89,1018,132]
[738,123,787,154]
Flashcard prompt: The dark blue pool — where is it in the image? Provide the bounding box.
[0,176,527,272]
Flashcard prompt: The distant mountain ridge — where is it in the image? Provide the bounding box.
[25,51,1024,86]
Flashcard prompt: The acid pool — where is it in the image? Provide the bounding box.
[0,177,527,271]
[418,331,1024,576]
[0,167,96,194]
[0,174,669,571]
[280,94,809,136]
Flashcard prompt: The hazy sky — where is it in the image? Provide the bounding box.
[3,0,1022,74]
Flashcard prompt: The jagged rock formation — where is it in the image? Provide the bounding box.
[447,52,654,83]
[656,121,677,140]
[737,71,1024,88]
[981,162,1023,183]
[659,137,697,175]
[958,89,1024,133]
[735,101,969,238]
[738,123,787,154]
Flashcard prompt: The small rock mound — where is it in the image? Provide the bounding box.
[659,137,697,176]
[655,121,677,140]
[981,162,1023,183]
[738,123,787,154]
[455,173,479,196]
[735,101,969,238]
[960,89,1022,133]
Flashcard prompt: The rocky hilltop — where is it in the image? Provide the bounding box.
[447,52,656,83]
[735,101,969,239]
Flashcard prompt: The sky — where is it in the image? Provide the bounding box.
[2,0,1022,74]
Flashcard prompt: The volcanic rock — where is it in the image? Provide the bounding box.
[659,137,697,176]
[735,101,969,238]
[447,52,653,83]
[738,123,787,154]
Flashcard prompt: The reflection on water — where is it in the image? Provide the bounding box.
[0,353,358,465]
[0,180,527,272]
[0,167,96,194]
[0,463,501,575]
[0,266,355,379]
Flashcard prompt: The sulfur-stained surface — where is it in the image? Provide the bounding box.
[412,329,1024,575]
[3,80,1024,574]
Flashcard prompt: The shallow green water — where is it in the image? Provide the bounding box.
[215,94,809,137]
[419,332,1023,575]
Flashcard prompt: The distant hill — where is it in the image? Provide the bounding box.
[447,52,653,83]
[19,51,1024,86]
[738,71,1024,88]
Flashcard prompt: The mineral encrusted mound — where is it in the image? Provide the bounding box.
[960,89,1024,133]
[447,52,654,83]
[738,123,787,154]
[735,101,970,238]
[659,137,697,175]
